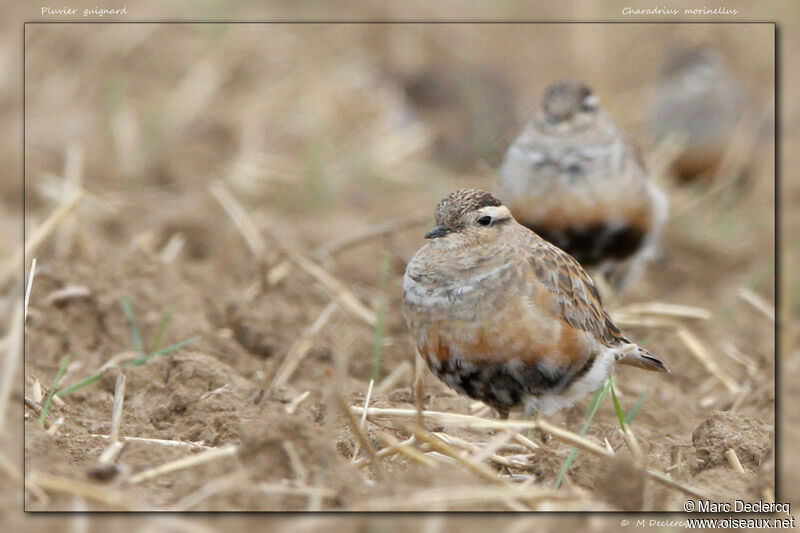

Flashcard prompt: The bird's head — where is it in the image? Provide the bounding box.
[541,80,599,130]
[425,189,514,249]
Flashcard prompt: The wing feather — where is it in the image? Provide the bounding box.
[527,240,624,347]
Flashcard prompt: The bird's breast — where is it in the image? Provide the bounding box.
[403,255,519,320]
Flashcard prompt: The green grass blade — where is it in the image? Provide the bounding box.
[56,373,101,397]
[39,356,70,427]
[151,312,173,352]
[370,252,391,382]
[150,335,200,357]
[554,377,611,490]
[624,391,647,426]
[121,297,144,355]
[609,376,627,431]
[554,449,579,491]
[121,336,201,367]
[584,376,612,421]
[57,336,199,397]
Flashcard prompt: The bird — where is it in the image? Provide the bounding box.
[497,80,668,291]
[402,189,668,420]
[649,47,746,182]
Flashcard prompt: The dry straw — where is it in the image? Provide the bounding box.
[127,444,238,485]
[350,379,375,463]
[737,287,775,322]
[410,424,510,487]
[89,371,128,479]
[24,258,36,321]
[0,300,22,429]
[90,434,211,451]
[3,191,84,289]
[353,405,710,500]
[271,301,338,390]
[285,390,311,415]
[677,327,741,394]
[28,471,139,510]
[210,180,377,327]
[312,213,429,259]
[725,448,746,473]
[375,360,411,394]
[333,390,384,480]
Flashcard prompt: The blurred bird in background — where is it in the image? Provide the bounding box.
[498,80,668,292]
[648,47,748,183]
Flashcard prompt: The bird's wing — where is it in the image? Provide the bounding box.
[525,238,668,372]
[526,239,625,347]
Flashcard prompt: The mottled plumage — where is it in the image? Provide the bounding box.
[498,80,668,291]
[403,189,667,418]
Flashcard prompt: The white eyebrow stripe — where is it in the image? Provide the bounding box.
[476,205,512,219]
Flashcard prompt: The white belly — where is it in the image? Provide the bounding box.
[527,349,615,417]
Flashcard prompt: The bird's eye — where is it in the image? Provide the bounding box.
[477,215,492,226]
[581,96,598,112]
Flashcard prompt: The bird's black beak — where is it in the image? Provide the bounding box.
[424,225,451,239]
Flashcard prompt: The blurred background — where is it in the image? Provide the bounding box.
[0,0,795,530]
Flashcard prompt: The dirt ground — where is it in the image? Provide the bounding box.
[22,23,775,511]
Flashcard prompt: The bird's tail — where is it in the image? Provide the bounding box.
[616,343,670,373]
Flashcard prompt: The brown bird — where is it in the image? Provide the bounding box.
[498,80,668,291]
[403,189,668,419]
[649,47,747,181]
